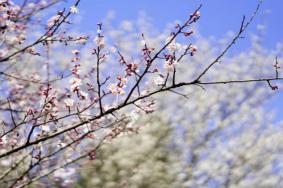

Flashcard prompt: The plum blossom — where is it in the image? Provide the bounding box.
[5,35,19,45]
[79,90,88,100]
[166,38,182,53]
[41,124,51,132]
[0,136,7,147]
[69,77,82,91]
[39,0,48,6]
[140,39,146,46]
[121,77,128,85]
[164,59,177,71]
[99,54,108,62]
[125,63,139,76]
[154,76,165,86]
[117,75,128,85]
[70,6,78,14]
[97,29,102,34]
[0,48,8,59]
[25,46,40,56]
[71,56,80,63]
[71,49,80,55]
[94,36,105,48]
[109,46,117,53]
[0,158,11,167]
[75,37,88,44]
[27,3,35,9]
[108,84,118,94]
[57,140,67,148]
[64,98,74,107]
[195,11,201,18]
[191,10,201,21]
[169,42,182,53]
[47,14,61,28]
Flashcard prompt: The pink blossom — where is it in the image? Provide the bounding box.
[190,45,198,56]
[75,37,88,44]
[0,48,8,59]
[164,59,177,71]
[154,76,165,86]
[69,77,82,91]
[108,84,125,95]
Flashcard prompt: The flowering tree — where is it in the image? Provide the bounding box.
[74,117,181,188]
[0,0,282,187]
[72,33,283,188]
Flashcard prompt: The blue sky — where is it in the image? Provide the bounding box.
[75,0,282,49]
[66,0,283,121]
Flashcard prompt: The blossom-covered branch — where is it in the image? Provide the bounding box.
[0,0,282,187]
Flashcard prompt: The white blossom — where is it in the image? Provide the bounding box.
[94,36,105,48]
[70,6,78,14]
[71,49,80,55]
[154,76,165,85]
[47,15,60,28]
[64,98,74,107]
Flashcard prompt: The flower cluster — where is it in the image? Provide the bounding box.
[47,14,61,29]
[166,37,183,53]
[108,76,128,95]
[164,54,178,71]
